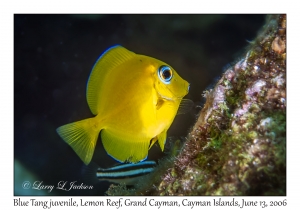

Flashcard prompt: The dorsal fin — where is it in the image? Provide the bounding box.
[86,45,136,115]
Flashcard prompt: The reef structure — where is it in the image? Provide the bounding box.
[107,14,286,196]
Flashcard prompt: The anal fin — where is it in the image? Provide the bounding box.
[101,130,149,163]
[149,138,158,149]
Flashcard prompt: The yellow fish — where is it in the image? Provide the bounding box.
[57,45,189,165]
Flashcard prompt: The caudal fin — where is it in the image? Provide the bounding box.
[56,117,100,165]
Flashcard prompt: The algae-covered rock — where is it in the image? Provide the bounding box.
[107,14,286,196]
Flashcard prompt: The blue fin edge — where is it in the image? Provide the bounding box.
[86,44,122,89]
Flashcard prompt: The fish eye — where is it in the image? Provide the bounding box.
[158,65,173,84]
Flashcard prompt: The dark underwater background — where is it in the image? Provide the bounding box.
[14,14,266,195]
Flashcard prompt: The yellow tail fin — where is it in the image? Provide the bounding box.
[56,117,100,165]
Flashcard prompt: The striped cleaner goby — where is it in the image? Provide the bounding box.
[83,160,157,186]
